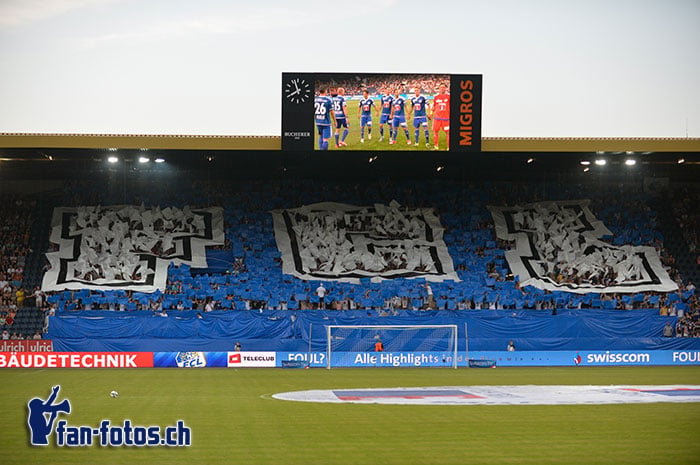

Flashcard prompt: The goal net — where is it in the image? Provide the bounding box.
[325,325,458,369]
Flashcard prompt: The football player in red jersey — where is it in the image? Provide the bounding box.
[431,82,450,150]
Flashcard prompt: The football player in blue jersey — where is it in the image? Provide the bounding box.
[409,88,431,148]
[358,89,376,143]
[314,87,335,151]
[377,89,394,142]
[332,87,350,148]
[389,88,412,145]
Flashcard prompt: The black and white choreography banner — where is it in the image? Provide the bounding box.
[489,200,677,294]
[271,201,459,283]
[42,205,224,293]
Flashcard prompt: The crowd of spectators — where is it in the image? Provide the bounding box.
[0,195,44,338]
[660,279,700,337]
[674,312,700,337]
[27,177,693,335]
[35,181,696,322]
[672,185,700,263]
[1,328,42,340]
[315,74,450,97]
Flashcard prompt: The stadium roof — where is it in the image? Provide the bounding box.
[1,133,699,152]
[1,133,698,183]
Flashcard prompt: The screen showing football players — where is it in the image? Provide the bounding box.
[312,73,451,151]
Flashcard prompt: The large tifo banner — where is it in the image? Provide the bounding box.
[42,205,224,292]
[271,201,459,283]
[489,201,677,294]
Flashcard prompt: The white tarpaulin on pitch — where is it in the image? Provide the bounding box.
[273,385,700,405]
[489,200,677,294]
[42,205,224,293]
[271,201,459,283]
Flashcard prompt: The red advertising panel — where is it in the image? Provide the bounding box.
[0,352,153,368]
[0,340,53,352]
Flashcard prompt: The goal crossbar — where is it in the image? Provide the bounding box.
[325,324,458,369]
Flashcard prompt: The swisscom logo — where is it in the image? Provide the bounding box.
[27,385,191,447]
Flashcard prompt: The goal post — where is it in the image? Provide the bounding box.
[325,324,459,369]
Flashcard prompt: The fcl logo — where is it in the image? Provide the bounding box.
[176,352,207,367]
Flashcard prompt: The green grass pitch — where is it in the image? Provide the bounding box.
[313,98,448,152]
[2,366,700,465]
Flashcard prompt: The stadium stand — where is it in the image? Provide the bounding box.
[1,163,697,351]
[0,194,46,339]
[0,174,682,351]
[670,184,700,285]
[39,179,693,307]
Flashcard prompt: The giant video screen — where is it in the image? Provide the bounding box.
[282,73,482,153]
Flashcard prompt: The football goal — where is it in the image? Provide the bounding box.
[325,325,458,369]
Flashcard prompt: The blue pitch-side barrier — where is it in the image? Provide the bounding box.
[148,350,700,368]
[154,351,229,367]
[48,309,700,353]
[277,350,700,367]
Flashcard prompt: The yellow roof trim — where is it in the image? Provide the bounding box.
[1,133,698,152]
